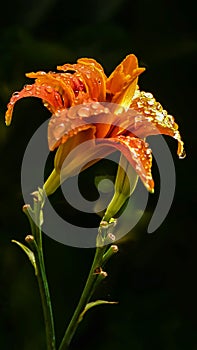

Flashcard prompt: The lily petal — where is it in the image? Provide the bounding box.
[48,102,117,150]
[48,106,96,151]
[106,54,145,108]
[5,83,64,126]
[96,135,154,192]
[130,88,185,158]
[57,57,106,101]
[26,71,77,106]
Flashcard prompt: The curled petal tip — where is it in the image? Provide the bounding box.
[144,178,154,193]
[178,148,186,159]
[177,137,186,159]
[149,186,154,194]
[5,109,13,126]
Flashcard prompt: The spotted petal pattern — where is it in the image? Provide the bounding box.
[96,136,154,192]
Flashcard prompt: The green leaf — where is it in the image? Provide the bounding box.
[79,300,118,323]
[12,240,37,275]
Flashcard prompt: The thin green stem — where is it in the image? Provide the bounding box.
[23,197,56,350]
[35,243,56,350]
[58,245,106,350]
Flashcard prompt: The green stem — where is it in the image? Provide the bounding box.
[24,198,56,350]
[35,244,56,350]
[102,192,127,222]
[58,245,106,350]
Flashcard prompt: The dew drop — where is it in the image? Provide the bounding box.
[91,102,100,109]
[67,106,78,119]
[37,71,46,75]
[77,107,90,118]
[179,149,186,159]
[163,109,168,116]
[53,123,66,140]
[12,91,20,97]
[146,148,152,155]
[155,102,162,110]
[147,99,155,106]
[54,93,60,100]
[144,109,151,115]
[137,101,144,108]
[166,114,175,123]
[35,86,41,94]
[103,107,109,114]
[144,92,153,99]
[24,85,33,91]
[134,116,142,123]
[45,86,53,93]
[155,111,164,122]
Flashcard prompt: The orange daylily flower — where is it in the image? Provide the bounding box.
[5,54,185,196]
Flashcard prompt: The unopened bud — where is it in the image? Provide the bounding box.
[25,235,34,243]
[111,245,119,253]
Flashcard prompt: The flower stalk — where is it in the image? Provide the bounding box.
[58,220,118,350]
[23,191,56,350]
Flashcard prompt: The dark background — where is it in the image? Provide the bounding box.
[0,0,196,349]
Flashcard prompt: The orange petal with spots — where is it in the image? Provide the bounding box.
[5,83,64,126]
[96,135,154,192]
[48,106,96,151]
[57,58,106,101]
[26,71,78,106]
[130,88,185,158]
[48,102,116,150]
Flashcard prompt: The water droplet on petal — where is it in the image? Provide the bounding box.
[166,115,175,125]
[12,91,20,97]
[77,107,90,117]
[155,111,164,122]
[155,102,162,110]
[67,106,78,119]
[54,92,60,100]
[45,86,53,93]
[53,123,66,140]
[24,85,33,91]
[146,148,152,155]
[91,102,100,110]
[179,149,186,159]
[37,71,46,75]
[35,86,41,94]
[103,107,109,114]
[147,99,155,106]
[144,92,153,99]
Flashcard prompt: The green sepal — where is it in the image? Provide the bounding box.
[79,300,118,323]
[43,169,61,196]
[12,240,37,275]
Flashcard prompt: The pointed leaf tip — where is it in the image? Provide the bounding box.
[79,300,118,323]
[12,240,37,275]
